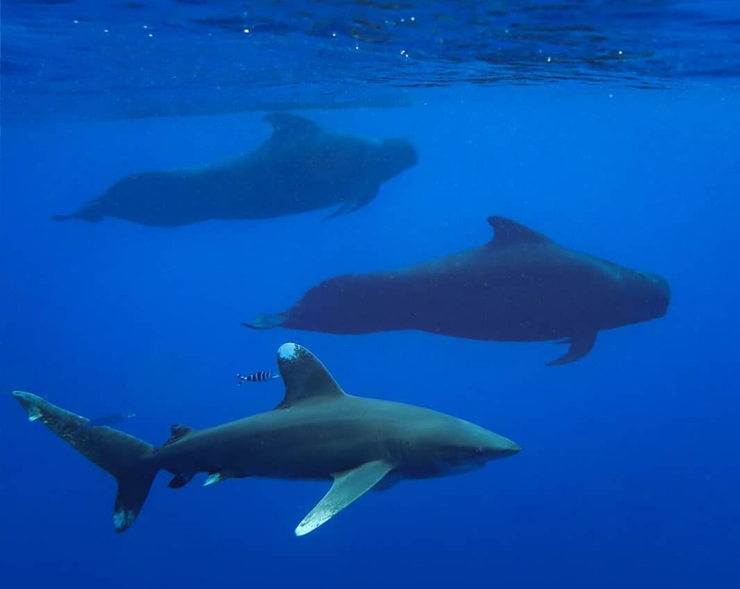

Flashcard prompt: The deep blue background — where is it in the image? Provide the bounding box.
[1,84,739,588]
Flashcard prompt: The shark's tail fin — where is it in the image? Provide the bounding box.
[12,390,158,533]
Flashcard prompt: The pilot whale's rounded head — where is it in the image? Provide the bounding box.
[374,138,418,182]
[617,269,671,326]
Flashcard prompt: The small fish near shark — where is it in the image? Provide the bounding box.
[244,217,670,365]
[236,371,280,385]
[51,113,418,227]
[12,343,519,536]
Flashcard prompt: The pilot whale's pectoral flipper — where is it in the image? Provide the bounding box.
[295,460,395,536]
[546,332,598,366]
[322,184,380,221]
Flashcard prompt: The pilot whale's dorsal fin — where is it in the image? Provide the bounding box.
[264,113,321,138]
[487,216,550,247]
[276,343,347,409]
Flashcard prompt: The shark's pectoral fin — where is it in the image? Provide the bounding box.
[546,332,598,366]
[295,460,395,536]
[372,471,401,492]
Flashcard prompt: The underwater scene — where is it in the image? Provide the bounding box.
[1,1,739,588]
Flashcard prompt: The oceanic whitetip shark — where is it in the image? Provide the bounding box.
[12,343,519,536]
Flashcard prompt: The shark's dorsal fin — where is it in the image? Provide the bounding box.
[163,424,195,446]
[264,113,320,138]
[276,343,346,409]
[487,216,550,247]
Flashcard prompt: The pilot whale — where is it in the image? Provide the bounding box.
[12,343,519,536]
[244,217,670,365]
[51,113,418,227]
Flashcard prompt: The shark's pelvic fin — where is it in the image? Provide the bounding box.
[295,460,395,537]
[203,472,229,487]
[275,343,347,409]
[546,332,598,366]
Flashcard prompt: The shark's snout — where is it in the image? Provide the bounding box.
[482,433,521,459]
[498,440,522,457]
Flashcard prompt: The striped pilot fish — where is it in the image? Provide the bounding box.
[236,371,281,385]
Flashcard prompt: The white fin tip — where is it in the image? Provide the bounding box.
[203,473,223,487]
[278,343,300,361]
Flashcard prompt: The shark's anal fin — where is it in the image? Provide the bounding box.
[295,460,394,537]
[547,332,598,366]
[168,472,194,489]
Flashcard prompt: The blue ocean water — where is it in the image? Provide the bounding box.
[1,2,739,588]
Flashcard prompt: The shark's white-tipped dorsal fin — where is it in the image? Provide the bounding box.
[276,343,346,409]
[295,460,395,536]
[487,216,550,247]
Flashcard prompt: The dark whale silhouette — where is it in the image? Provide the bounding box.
[51,113,418,227]
[244,217,670,365]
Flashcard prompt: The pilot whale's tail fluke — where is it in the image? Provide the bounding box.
[51,202,104,223]
[242,312,287,330]
[12,391,157,533]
